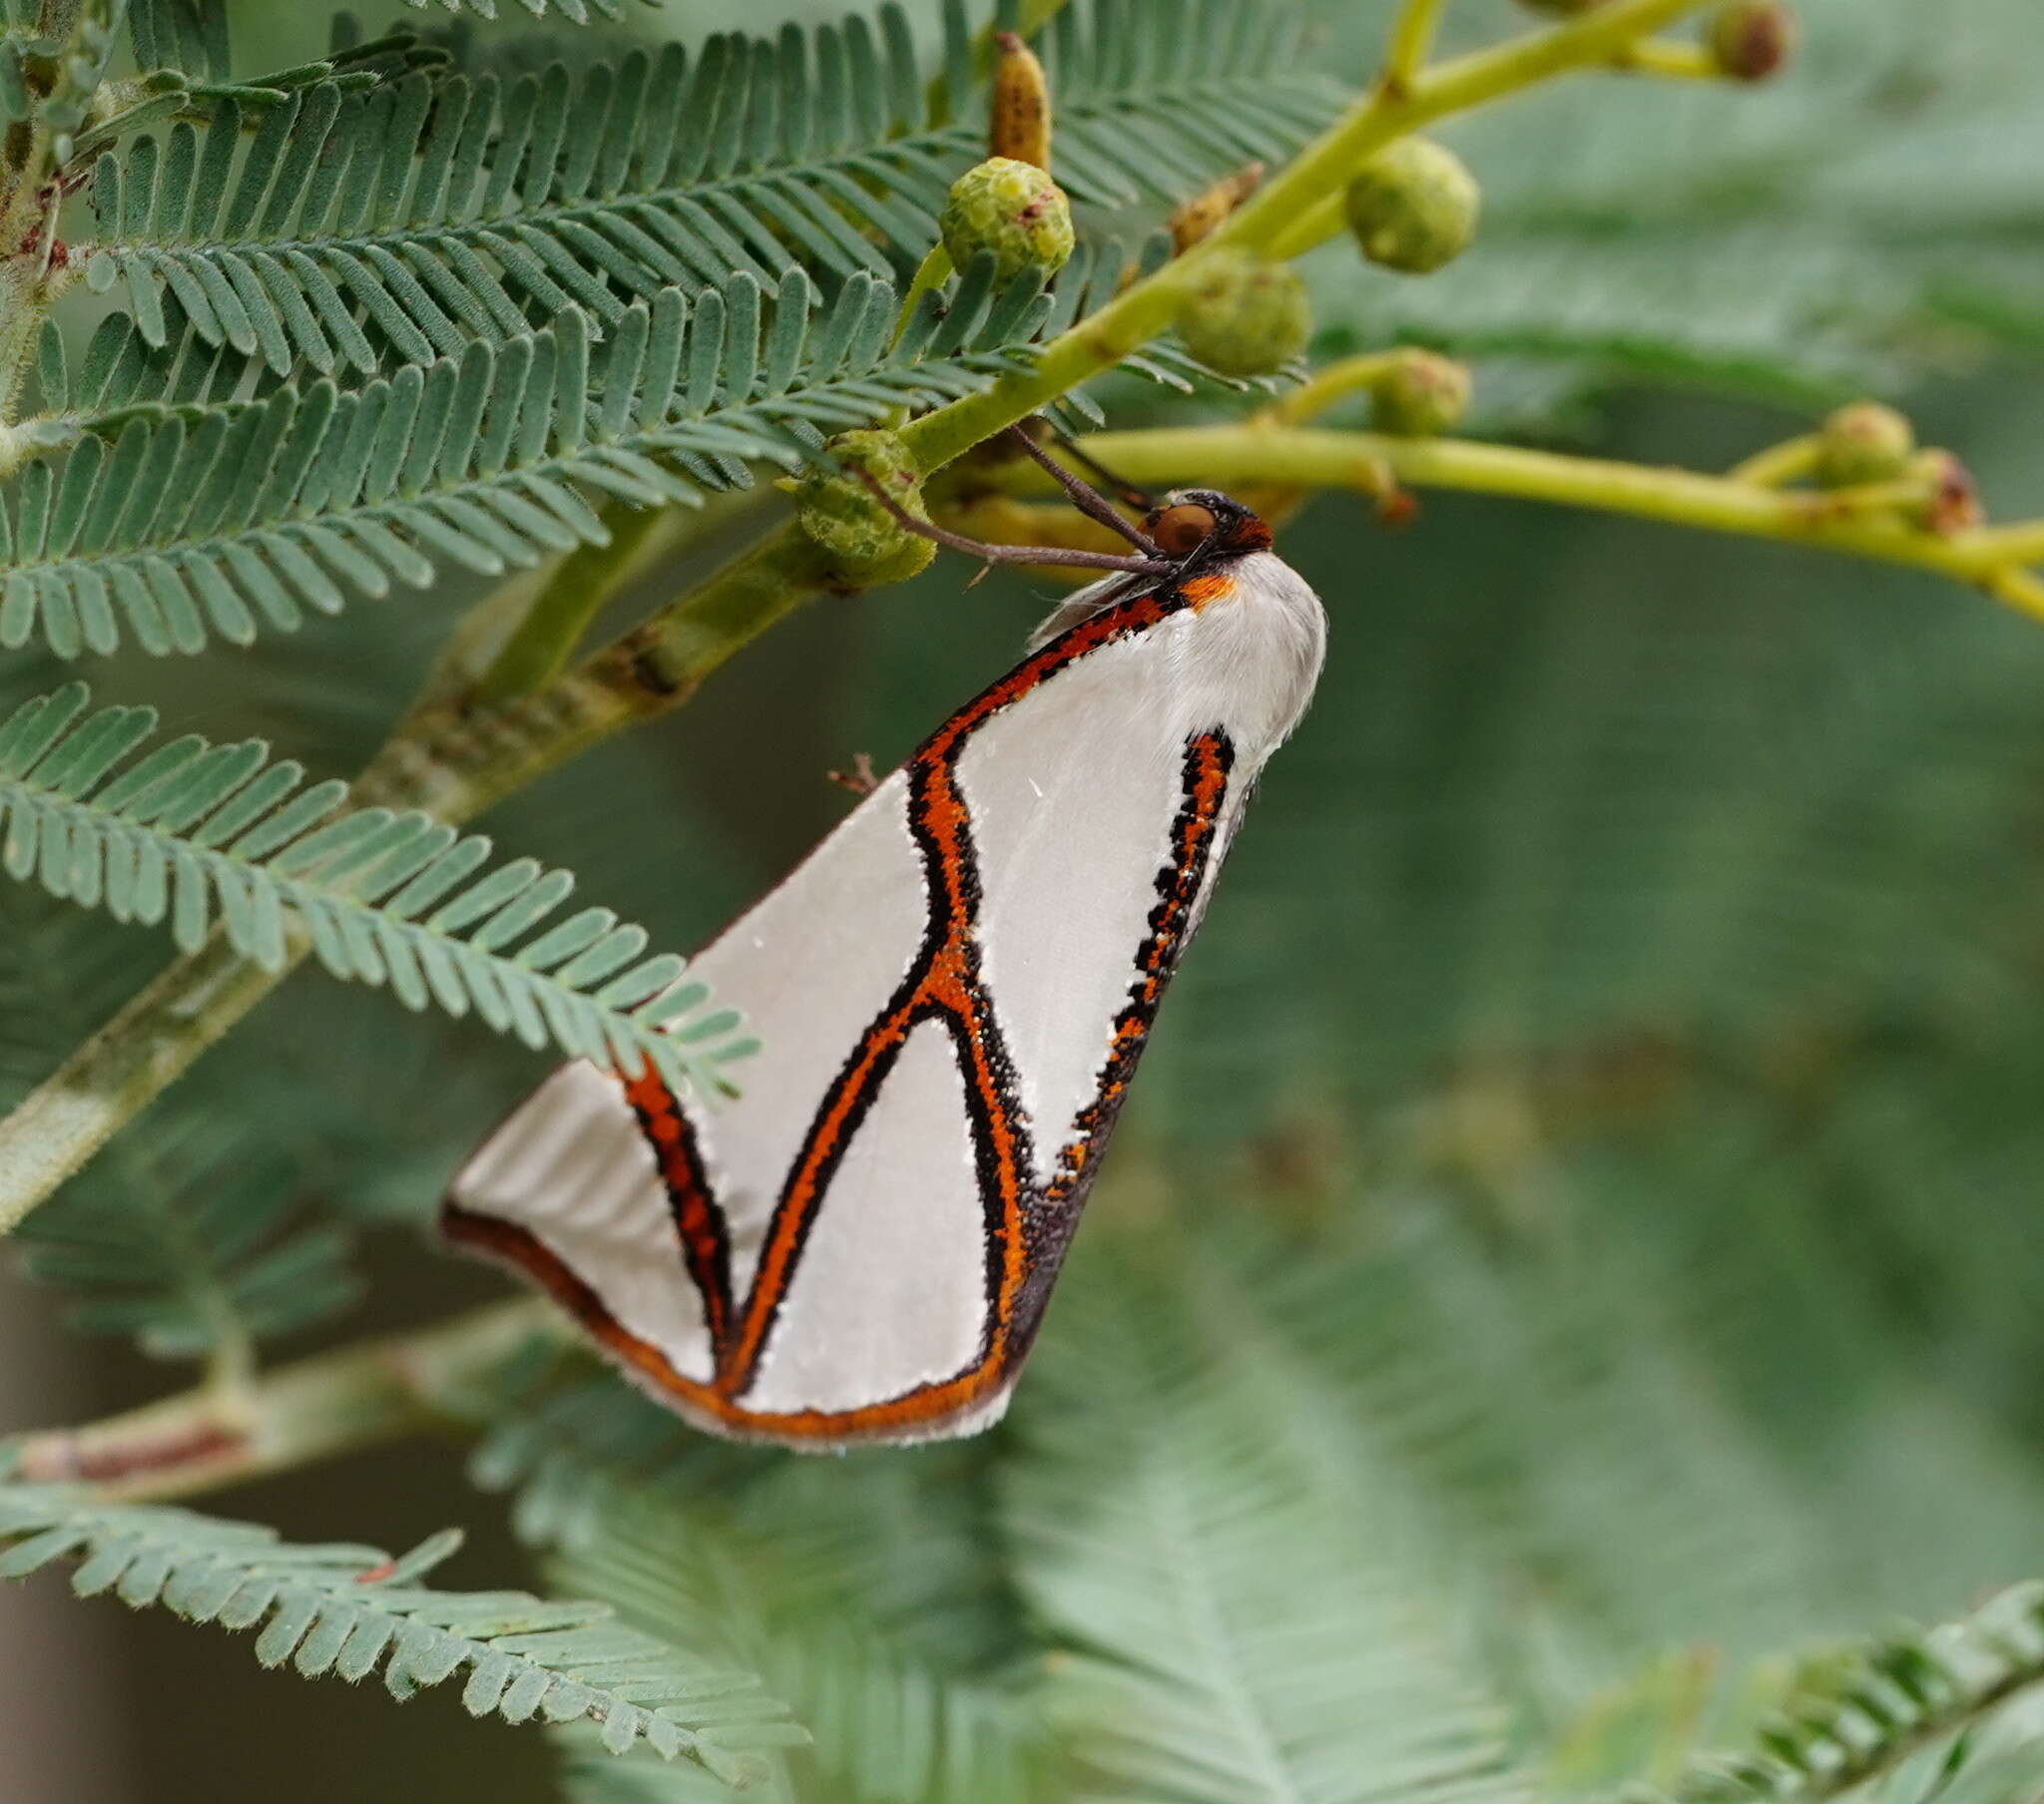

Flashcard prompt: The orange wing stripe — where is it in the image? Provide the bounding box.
[446,579,1237,1445]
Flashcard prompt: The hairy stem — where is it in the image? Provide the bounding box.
[7,1300,553,1503]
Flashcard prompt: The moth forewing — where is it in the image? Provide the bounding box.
[445,494,1326,1449]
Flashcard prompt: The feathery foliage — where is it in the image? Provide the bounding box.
[4,266,1050,656]
[1629,1581,2044,1804]
[8,0,2044,1797]
[1006,1226,1526,1804]
[75,2,1342,377]
[0,1488,801,1779]
[0,682,752,1091]
[15,1132,360,1357]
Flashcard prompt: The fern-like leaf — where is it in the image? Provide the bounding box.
[73,0,1344,375]
[2,268,1038,656]
[1625,1581,2044,1804]
[0,683,752,1093]
[1004,1226,1526,1804]
[551,1491,1049,1804]
[15,1101,361,1358]
[0,1489,803,1779]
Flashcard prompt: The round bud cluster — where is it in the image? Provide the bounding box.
[1814,401,1914,488]
[1176,249,1312,377]
[791,430,937,588]
[1372,349,1472,438]
[939,158,1075,284]
[1710,0,1795,80]
[1343,138,1481,275]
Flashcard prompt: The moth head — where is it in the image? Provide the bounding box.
[1145,489,1274,560]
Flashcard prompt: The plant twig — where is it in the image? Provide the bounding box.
[995,425,2044,612]
[899,0,1716,474]
[1382,0,1451,94]
[8,1300,552,1503]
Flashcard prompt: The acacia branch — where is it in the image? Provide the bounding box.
[989,426,2044,614]
[898,0,1715,474]
[7,1300,551,1503]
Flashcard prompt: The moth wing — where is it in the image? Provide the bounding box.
[446,766,937,1408]
[446,567,1302,1448]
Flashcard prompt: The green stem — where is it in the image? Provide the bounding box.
[898,0,1716,476]
[1964,519,2044,569]
[1006,425,2044,605]
[1266,350,1404,425]
[0,936,286,1238]
[1381,0,1451,92]
[364,520,835,824]
[890,243,954,349]
[470,501,672,704]
[8,1300,552,1503]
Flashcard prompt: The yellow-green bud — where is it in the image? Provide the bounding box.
[939,157,1075,284]
[1814,401,1914,488]
[1344,138,1480,275]
[1709,0,1795,80]
[1371,349,1471,438]
[1177,249,1311,378]
[791,430,937,588]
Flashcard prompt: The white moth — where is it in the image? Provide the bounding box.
[446,483,1325,1448]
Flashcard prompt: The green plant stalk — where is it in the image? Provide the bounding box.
[8,1299,551,1503]
[0,937,286,1238]
[1006,427,2044,605]
[470,502,674,704]
[1381,0,1452,92]
[898,0,1715,476]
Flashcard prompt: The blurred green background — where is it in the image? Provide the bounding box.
[5,0,2044,1798]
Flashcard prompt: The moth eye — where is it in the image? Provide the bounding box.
[1152,503,1217,556]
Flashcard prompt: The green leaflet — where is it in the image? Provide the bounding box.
[1,266,1044,657]
[0,682,753,1093]
[550,1490,1049,1804]
[0,1490,802,1779]
[1002,1224,1527,1804]
[16,1131,363,1358]
[76,0,1345,376]
[1624,1580,2044,1804]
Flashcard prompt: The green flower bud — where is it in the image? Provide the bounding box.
[1344,138,1480,274]
[1814,401,1914,488]
[1371,349,1472,438]
[1709,0,1795,80]
[791,430,937,588]
[1177,249,1311,378]
[939,157,1075,284]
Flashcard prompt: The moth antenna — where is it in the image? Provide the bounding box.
[1041,425,1155,513]
[1003,425,1163,556]
[850,469,1177,577]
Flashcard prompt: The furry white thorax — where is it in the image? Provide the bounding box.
[1028,549,1326,771]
